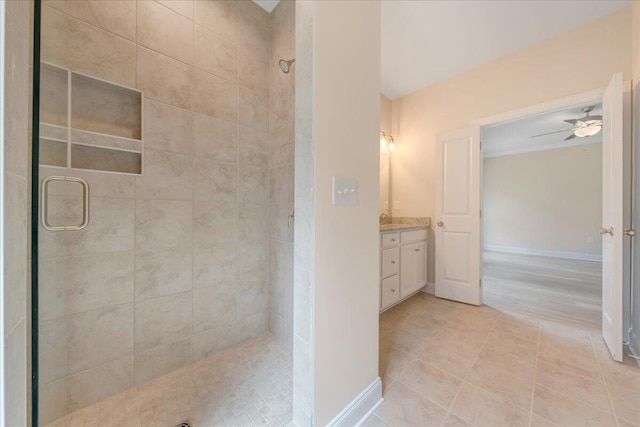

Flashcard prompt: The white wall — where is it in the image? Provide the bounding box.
[380,94,391,215]
[484,143,602,260]
[390,8,632,284]
[630,0,640,357]
[293,1,381,425]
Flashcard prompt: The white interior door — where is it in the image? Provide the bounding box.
[601,72,624,362]
[435,127,482,305]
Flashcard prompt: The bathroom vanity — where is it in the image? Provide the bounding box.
[379,224,429,311]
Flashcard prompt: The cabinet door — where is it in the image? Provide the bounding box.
[400,242,427,298]
[381,247,399,278]
[381,275,401,310]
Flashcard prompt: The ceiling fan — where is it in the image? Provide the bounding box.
[530,106,603,141]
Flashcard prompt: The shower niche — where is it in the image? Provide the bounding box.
[39,62,143,175]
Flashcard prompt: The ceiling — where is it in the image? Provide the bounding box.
[482,103,603,158]
[381,0,631,99]
[253,0,279,13]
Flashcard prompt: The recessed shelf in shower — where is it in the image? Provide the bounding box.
[39,61,144,175]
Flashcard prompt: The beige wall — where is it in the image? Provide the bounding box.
[390,8,632,283]
[293,1,381,425]
[38,1,279,422]
[484,143,602,260]
[3,1,32,426]
[630,0,640,356]
[380,94,391,215]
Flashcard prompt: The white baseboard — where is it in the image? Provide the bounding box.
[327,377,383,427]
[421,281,435,294]
[483,245,602,262]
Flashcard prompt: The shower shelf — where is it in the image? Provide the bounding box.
[39,61,144,175]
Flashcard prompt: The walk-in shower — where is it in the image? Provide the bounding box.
[32,1,295,425]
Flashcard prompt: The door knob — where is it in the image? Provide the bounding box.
[437,221,444,227]
[600,227,614,236]
[624,229,636,237]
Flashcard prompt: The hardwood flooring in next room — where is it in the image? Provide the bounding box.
[483,251,602,332]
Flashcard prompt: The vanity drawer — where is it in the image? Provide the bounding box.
[381,275,400,310]
[381,247,399,278]
[381,232,400,249]
[401,229,428,245]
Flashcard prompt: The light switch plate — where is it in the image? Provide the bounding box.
[332,176,358,206]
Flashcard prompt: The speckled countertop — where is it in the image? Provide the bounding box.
[379,223,429,233]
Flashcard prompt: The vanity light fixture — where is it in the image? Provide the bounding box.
[380,131,396,152]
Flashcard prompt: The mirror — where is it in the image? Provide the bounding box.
[380,141,390,217]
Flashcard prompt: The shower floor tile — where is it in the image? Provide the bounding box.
[46,334,293,427]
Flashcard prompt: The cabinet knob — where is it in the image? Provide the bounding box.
[391,238,396,242]
[391,289,395,292]
[437,221,444,227]
[391,260,395,264]
[414,248,420,252]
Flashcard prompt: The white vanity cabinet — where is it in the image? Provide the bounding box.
[380,228,428,311]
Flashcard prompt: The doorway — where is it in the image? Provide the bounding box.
[481,102,604,331]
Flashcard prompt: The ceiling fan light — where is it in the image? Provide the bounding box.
[574,124,601,138]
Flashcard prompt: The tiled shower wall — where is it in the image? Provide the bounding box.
[3,1,32,426]
[268,1,295,350]
[38,1,273,423]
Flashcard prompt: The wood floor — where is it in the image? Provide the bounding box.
[483,250,602,332]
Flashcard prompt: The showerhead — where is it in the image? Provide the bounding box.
[279,58,295,74]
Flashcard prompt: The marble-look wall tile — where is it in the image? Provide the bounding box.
[235,0,270,27]
[134,291,192,352]
[194,25,238,82]
[193,285,236,333]
[239,164,268,205]
[194,0,238,43]
[192,322,243,361]
[137,0,194,64]
[192,157,237,202]
[39,252,134,321]
[4,174,28,329]
[40,378,68,425]
[192,112,238,162]
[294,268,312,344]
[135,246,192,301]
[239,49,269,95]
[137,46,193,109]
[143,99,194,154]
[242,309,269,339]
[268,124,294,169]
[135,149,193,200]
[39,318,68,385]
[40,166,135,199]
[239,125,268,167]
[135,199,192,251]
[39,198,135,258]
[42,5,136,87]
[270,163,294,204]
[157,0,194,20]
[237,241,268,283]
[293,197,314,272]
[193,201,237,249]
[66,356,134,412]
[192,69,238,121]
[43,0,136,41]
[239,87,268,132]
[269,241,293,317]
[193,246,236,289]
[237,279,268,318]
[67,304,133,374]
[5,321,28,427]
[239,203,269,243]
[239,12,270,63]
[270,203,295,243]
[133,338,192,385]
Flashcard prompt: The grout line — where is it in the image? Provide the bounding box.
[527,320,542,427]
[589,333,621,427]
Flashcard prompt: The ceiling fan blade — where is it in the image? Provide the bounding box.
[530,129,571,138]
[564,119,579,126]
[564,133,577,141]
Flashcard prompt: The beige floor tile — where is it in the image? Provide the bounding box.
[537,345,602,382]
[382,329,431,356]
[418,344,478,379]
[442,412,473,426]
[532,385,617,427]
[617,416,640,427]
[475,343,536,381]
[450,383,529,427]
[466,357,534,409]
[530,414,559,427]
[493,312,540,342]
[397,358,463,408]
[608,384,640,425]
[374,382,448,427]
[535,361,612,413]
[380,347,414,381]
[361,414,391,427]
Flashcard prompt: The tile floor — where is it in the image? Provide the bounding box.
[367,292,640,427]
[45,335,293,427]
